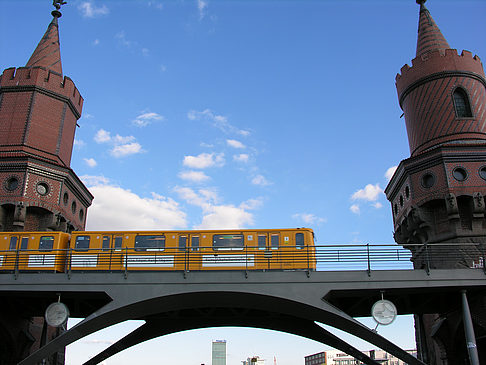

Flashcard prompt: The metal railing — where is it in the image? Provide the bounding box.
[0,242,485,277]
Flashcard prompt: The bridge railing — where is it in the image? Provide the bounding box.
[0,242,485,275]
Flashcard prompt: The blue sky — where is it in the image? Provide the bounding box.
[1,0,486,364]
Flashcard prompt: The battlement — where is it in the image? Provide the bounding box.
[0,66,83,116]
[396,49,484,96]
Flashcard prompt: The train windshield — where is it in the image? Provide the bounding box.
[135,235,165,251]
[39,236,54,251]
[213,234,244,250]
[296,232,305,249]
[75,236,90,251]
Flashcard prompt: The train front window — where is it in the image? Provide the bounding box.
[271,234,279,250]
[39,236,54,251]
[213,234,244,251]
[296,232,304,249]
[135,235,165,251]
[20,237,29,250]
[179,236,187,251]
[191,236,199,251]
[102,236,110,251]
[258,235,266,250]
[114,236,122,250]
[74,236,90,251]
[9,237,17,250]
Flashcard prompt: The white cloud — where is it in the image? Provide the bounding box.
[84,180,187,231]
[385,165,398,181]
[351,184,383,202]
[183,152,225,169]
[174,186,260,229]
[81,175,110,186]
[110,142,143,157]
[92,39,100,46]
[233,154,249,163]
[142,48,150,57]
[187,109,249,136]
[178,170,210,183]
[148,1,163,10]
[74,139,86,148]
[94,129,144,158]
[78,2,109,18]
[94,129,111,143]
[372,202,383,209]
[227,139,245,149]
[84,158,97,167]
[160,64,167,72]
[200,142,214,148]
[132,112,164,127]
[197,0,208,20]
[251,175,271,186]
[292,213,326,225]
[350,204,360,214]
[115,31,133,48]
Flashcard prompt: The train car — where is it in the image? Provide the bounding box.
[67,228,316,271]
[0,232,70,272]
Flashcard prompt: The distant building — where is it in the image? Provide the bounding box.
[305,349,417,365]
[212,340,226,365]
[241,356,265,365]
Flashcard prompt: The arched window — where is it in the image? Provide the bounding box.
[453,88,473,118]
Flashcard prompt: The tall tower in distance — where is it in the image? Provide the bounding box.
[212,340,227,365]
[0,2,93,233]
[0,2,93,364]
[385,0,486,363]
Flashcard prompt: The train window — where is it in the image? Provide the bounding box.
[74,236,90,251]
[213,234,244,251]
[102,236,110,251]
[20,237,29,250]
[258,235,266,250]
[39,236,54,251]
[135,235,165,251]
[114,236,123,250]
[179,236,187,251]
[9,236,18,250]
[191,236,200,251]
[271,234,279,250]
[296,233,305,249]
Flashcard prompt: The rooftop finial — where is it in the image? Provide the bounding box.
[52,0,67,18]
[416,0,426,4]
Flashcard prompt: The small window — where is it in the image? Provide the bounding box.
[79,209,84,221]
[63,192,69,205]
[36,182,49,196]
[74,236,90,251]
[102,236,110,251]
[6,177,19,191]
[296,232,305,249]
[453,167,468,181]
[405,186,410,199]
[135,235,165,251]
[479,166,486,181]
[71,201,77,214]
[213,234,244,251]
[39,236,54,251]
[191,236,200,251]
[421,173,435,188]
[9,236,18,250]
[271,234,279,250]
[453,88,473,118]
[399,195,404,207]
[178,236,187,251]
[258,235,266,250]
[114,236,123,250]
[20,237,29,250]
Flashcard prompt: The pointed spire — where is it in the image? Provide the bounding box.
[25,9,63,75]
[415,0,450,58]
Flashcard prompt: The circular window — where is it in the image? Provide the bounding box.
[421,173,435,188]
[63,192,69,205]
[399,195,404,207]
[479,166,486,181]
[71,201,77,214]
[36,182,49,196]
[6,177,19,191]
[453,167,468,182]
[405,186,410,199]
[79,209,84,221]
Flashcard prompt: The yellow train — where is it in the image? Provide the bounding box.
[0,228,315,272]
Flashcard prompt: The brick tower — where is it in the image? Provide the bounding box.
[385,0,486,363]
[0,3,93,364]
[0,5,93,232]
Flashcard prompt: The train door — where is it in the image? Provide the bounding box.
[1,234,29,270]
[176,234,188,270]
[278,232,294,270]
[188,234,201,270]
[111,234,124,270]
[269,232,284,270]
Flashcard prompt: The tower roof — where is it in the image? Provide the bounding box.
[25,10,63,75]
[415,0,450,57]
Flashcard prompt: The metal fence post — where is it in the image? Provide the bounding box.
[14,248,20,279]
[124,246,128,279]
[424,243,430,275]
[366,244,371,277]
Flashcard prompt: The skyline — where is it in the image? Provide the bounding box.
[1,0,486,364]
